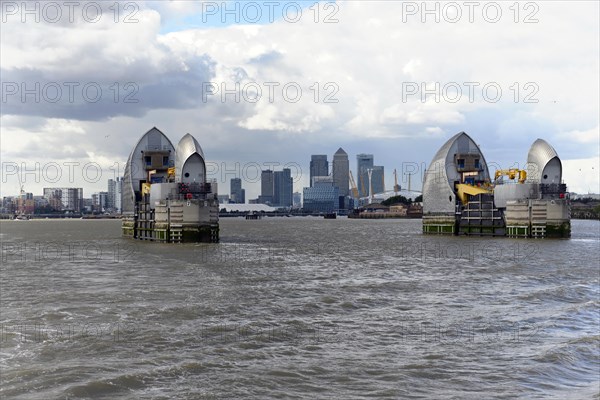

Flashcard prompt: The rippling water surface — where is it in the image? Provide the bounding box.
[1,218,598,399]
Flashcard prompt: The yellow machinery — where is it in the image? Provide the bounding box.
[349,170,359,201]
[143,169,157,195]
[455,168,527,205]
[455,183,492,205]
[494,169,527,183]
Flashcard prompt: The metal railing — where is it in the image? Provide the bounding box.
[145,145,172,151]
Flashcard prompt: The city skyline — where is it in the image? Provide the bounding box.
[3,141,600,204]
[2,141,429,201]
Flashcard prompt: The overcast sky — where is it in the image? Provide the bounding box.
[1,0,598,199]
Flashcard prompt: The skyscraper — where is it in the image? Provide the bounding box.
[370,165,385,195]
[108,178,123,212]
[333,148,349,197]
[274,168,293,207]
[43,187,83,212]
[310,155,329,186]
[115,177,122,213]
[356,154,374,197]
[259,170,274,204]
[230,178,245,204]
[99,191,108,212]
[107,179,115,210]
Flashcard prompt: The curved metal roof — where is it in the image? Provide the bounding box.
[527,139,559,166]
[122,127,175,214]
[526,138,561,182]
[125,127,176,167]
[175,133,206,181]
[423,132,461,214]
[422,132,490,214]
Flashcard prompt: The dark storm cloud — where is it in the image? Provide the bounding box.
[1,55,215,121]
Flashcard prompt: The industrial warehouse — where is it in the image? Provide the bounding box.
[422,132,570,238]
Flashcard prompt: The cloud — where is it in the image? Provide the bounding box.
[1,5,216,121]
[563,157,600,194]
[0,1,598,197]
[557,126,600,145]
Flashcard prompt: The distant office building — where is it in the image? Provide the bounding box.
[108,179,116,210]
[2,197,16,214]
[274,168,293,207]
[98,192,108,212]
[91,193,99,212]
[356,155,385,196]
[82,198,94,213]
[218,194,230,204]
[47,190,64,211]
[293,192,302,208]
[312,175,334,186]
[43,188,83,212]
[303,182,339,213]
[371,165,385,195]
[259,170,274,205]
[17,192,34,214]
[44,188,62,210]
[108,178,117,211]
[115,177,122,213]
[333,148,349,197]
[310,155,329,187]
[108,177,123,213]
[33,196,48,211]
[356,154,374,197]
[259,168,292,207]
[230,178,245,204]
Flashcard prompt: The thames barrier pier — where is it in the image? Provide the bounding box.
[422,132,570,238]
[122,127,219,243]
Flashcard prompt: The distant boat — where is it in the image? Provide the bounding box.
[245,212,261,220]
[14,214,29,221]
[324,212,337,219]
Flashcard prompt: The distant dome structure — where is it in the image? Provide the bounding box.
[175,133,206,184]
[526,139,562,184]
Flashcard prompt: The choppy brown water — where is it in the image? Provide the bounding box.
[1,218,599,399]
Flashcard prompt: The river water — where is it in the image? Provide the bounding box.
[0,218,598,399]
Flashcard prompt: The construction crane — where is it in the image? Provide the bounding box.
[14,164,27,216]
[349,170,359,203]
[494,169,527,184]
